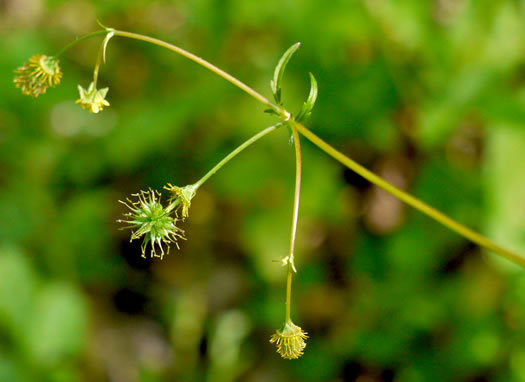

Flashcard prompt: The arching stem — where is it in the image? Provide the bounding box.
[54,30,109,58]
[112,30,283,116]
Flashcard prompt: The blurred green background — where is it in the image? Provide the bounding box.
[3,0,525,381]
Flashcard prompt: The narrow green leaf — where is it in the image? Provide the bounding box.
[271,42,301,104]
[295,72,318,122]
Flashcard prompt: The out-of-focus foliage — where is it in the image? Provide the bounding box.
[3,0,525,381]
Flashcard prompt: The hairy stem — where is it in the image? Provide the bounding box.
[193,123,282,190]
[286,126,302,322]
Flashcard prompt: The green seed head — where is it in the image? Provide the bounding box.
[118,189,185,259]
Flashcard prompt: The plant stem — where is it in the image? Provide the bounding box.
[102,28,523,266]
[92,37,106,88]
[285,126,302,322]
[285,266,293,323]
[192,123,282,190]
[112,30,284,116]
[54,30,109,58]
[294,122,525,267]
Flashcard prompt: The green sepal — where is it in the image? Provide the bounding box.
[295,72,318,122]
[270,42,301,104]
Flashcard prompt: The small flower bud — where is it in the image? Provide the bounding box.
[14,54,62,97]
[76,82,110,113]
[118,189,185,259]
[270,320,308,359]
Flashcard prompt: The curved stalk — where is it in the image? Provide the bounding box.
[112,30,283,115]
[54,30,109,58]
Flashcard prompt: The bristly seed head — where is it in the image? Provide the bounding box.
[14,54,62,97]
[270,320,308,360]
[118,189,185,259]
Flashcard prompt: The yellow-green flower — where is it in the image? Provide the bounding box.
[118,189,185,259]
[14,54,62,97]
[164,183,196,219]
[270,320,308,359]
[76,82,110,113]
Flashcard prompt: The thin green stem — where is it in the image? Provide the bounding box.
[54,30,109,58]
[294,122,525,267]
[92,38,106,88]
[192,123,282,190]
[166,198,181,213]
[285,126,302,322]
[285,270,293,323]
[112,30,284,116]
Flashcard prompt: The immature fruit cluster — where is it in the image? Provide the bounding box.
[14,54,62,97]
[118,189,186,259]
[270,320,308,360]
[14,55,110,114]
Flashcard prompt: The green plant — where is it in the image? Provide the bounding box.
[14,24,525,360]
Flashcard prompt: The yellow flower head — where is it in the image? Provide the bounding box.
[118,189,185,259]
[14,54,62,97]
[270,320,308,359]
[76,82,110,113]
[164,183,196,219]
